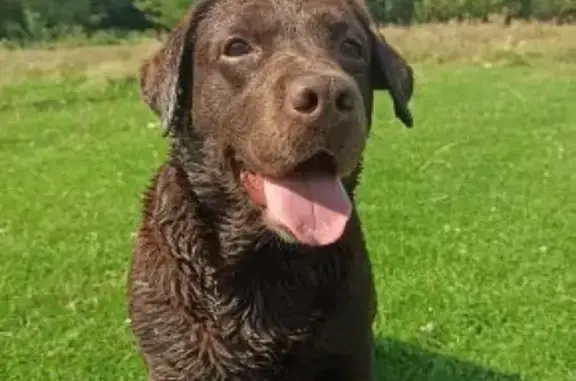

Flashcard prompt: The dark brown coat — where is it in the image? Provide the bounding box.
[128,0,414,380]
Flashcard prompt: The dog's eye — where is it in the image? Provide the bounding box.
[224,38,252,57]
[340,38,364,59]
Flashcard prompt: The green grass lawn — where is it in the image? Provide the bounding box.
[0,63,574,381]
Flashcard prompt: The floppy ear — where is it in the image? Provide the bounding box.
[370,31,414,128]
[347,0,414,128]
[138,0,214,136]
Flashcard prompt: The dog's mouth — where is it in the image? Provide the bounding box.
[240,151,352,247]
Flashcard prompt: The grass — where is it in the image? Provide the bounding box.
[0,22,575,381]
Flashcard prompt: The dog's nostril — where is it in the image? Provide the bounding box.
[292,88,320,115]
[335,89,354,113]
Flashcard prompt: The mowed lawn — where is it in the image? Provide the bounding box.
[0,63,574,381]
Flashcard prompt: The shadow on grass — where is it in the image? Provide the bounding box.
[375,338,521,381]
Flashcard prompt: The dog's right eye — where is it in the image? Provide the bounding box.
[223,38,252,57]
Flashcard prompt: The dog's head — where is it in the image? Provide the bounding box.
[140,0,414,247]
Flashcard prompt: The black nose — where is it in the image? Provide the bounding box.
[285,74,356,122]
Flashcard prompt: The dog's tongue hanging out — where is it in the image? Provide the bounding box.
[263,175,352,246]
[242,172,352,246]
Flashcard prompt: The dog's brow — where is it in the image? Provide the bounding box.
[225,22,280,39]
[218,7,280,37]
[322,19,351,37]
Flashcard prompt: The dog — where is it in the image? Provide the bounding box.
[127,0,414,380]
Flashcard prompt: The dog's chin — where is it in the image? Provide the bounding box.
[239,152,354,247]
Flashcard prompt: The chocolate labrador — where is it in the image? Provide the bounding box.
[128,0,414,380]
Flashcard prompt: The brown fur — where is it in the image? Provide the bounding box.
[128,0,414,380]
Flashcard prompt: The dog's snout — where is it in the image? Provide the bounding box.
[285,75,356,122]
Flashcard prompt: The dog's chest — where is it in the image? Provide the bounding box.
[189,259,346,379]
[171,285,332,380]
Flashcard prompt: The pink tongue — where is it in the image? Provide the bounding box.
[262,175,352,246]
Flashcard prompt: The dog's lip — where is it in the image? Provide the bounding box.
[291,150,338,177]
[240,171,266,206]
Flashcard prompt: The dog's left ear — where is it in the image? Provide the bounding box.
[348,0,414,128]
[370,32,414,128]
[139,0,215,136]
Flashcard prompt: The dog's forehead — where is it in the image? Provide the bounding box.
[202,0,357,31]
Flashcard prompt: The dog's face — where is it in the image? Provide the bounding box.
[140,0,413,247]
